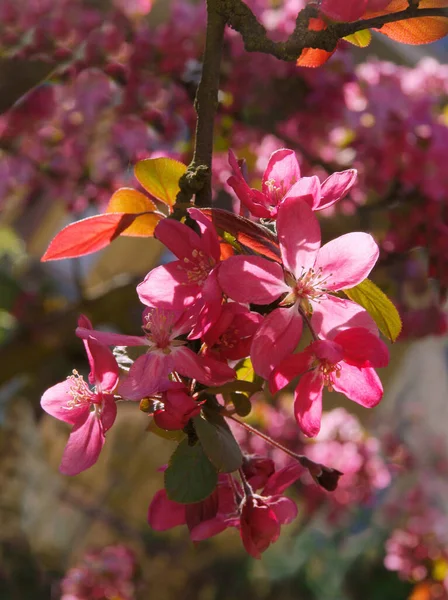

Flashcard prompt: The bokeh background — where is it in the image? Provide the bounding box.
[1,1,448,598]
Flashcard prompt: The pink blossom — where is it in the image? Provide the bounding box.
[203,303,263,361]
[227,148,357,219]
[41,315,118,475]
[76,308,234,401]
[148,462,301,558]
[270,327,389,436]
[153,382,203,430]
[219,198,378,378]
[137,208,224,338]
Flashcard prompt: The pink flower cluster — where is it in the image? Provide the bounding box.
[40,148,391,558]
[149,460,302,559]
[384,485,448,594]
[60,544,136,600]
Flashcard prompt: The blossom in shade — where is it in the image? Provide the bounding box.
[219,197,379,378]
[153,382,202,430]
[270,327,390,437]
[148,461,302,558]
[227,148,357,219]
[76,307,234,401]
[203,302,263,362]
[41,315,118,475]
[137,208,224,338]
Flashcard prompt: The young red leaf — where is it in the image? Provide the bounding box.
[199,208,281,263]
[41,213,137,261]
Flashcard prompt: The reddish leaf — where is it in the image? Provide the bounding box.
[41,213,137,261]
[200,208,281,263]
[297,17,336,68]
[367,0,448,44]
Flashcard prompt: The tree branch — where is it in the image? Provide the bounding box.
[177,0,227,207]
[217,1,448,61]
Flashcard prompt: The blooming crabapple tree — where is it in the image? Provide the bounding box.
[39,0,447,559]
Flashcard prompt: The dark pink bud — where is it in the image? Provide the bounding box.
[240,495,280,559]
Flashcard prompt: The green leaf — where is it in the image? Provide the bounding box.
[193,412,243,473]
[235,357,255,382]
[230,392,252,418]
[134,158,187,207]
[165,439,217,504]
[343,279,402,342]
[343,29,372,48]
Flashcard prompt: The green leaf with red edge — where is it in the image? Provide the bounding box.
[164,438,218,504]
[343,278,402,342]
[41,213,137,261]
[199,208,281,263]
[134,157,187,207]
[343,29,372,48]
[105,188,164,237]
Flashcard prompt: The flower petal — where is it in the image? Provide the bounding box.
[311,295,378,338]
[77,315,119,389]
[190,517,235,541]
[137,261,200,309]
[218,255,288,305]
[154,217,202,259]
[318,169,357,210]
[283,176,321,208]
[60,411,105,476]
[251,306,303,380]
[334,327,390,368]
[41,380,88,425]
[173,346,235,386]
[100,394,117,433]
[188,208,221,262]
[294,371,323,437]
[270,348,313,394]
[262,149,301,198]
[333,364,383,408]
[188,268,223,339]
[277,197,321,276]
[268,496,298,525]
[118,352,173,400]
[76,327,146,348]
[263,463,303,496]
[148,489,186,531]
[315,232,379,291]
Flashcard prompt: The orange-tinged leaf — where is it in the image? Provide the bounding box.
[41,213,136,261]
[106,188,163,237]
[297,47,335,67]
[366,0,448,44]
[134,157,187,207]
[297,16,337,68]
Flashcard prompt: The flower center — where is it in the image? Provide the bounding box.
[313,359,342,392]
[281,268,330,312]
[177,248,215,286]
[65,370,94,409]
[264,178,283,206]
[143,309,186,353]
